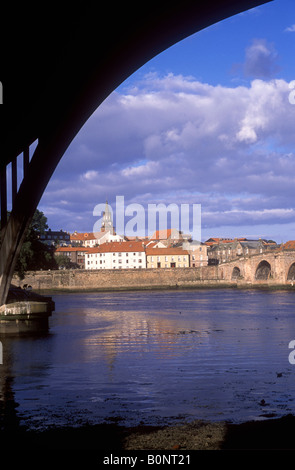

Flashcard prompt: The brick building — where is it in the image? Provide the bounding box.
[55,246,91,268]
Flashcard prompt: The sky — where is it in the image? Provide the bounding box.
[36,0,295,242]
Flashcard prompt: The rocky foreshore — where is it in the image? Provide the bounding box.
[1,414,295,450]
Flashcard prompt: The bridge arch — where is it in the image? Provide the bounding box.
[231,266,241,280]
[287,263,295,281]
[0,1,272,305]
[255,260,271,280]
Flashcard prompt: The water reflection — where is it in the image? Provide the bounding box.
[0,320,50,431]
[1,289,295,429]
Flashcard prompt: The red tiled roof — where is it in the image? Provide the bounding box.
[70,232,96,240]
[55,246,92,252]
[146,247,189,256]
[282,240,295,250]
[150,229,173,240]
[86,241,145,253]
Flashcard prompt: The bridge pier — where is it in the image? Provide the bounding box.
[0,138,67,307]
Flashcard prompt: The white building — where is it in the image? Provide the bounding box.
[85,241,146,270]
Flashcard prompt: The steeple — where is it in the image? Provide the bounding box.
[101,200,114,234]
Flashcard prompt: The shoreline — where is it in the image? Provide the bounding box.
[1,414,295,450]
[13,266,295,296]
[33,285,295,296]
[21,282,295,296]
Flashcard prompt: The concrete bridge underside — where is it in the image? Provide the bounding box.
[0,1,272,306]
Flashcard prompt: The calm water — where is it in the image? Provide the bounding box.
[1,288,295,430]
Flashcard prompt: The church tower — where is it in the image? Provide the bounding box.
[101,200,115,234]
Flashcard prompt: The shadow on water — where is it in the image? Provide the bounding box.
[0,319,50,435]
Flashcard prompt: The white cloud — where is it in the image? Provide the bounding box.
[81,170,99,181]
[243,39,280,78]
[285,24,295,32]
[40,72,295,238]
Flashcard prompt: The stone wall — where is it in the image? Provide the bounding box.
[13,266,226,292]
[13,251,295,292]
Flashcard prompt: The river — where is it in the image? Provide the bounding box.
[1,288,295,430]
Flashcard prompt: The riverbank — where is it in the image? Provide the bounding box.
[1,414,295,450]
[12,268,295,294]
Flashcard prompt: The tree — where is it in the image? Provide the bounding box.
[14,209,57,279]
[55,254,79,270]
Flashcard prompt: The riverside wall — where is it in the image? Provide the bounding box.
[12,266,233,292]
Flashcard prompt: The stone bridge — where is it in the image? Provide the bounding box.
[218,250,295,285]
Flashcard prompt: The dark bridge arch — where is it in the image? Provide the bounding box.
[255,260,271,280]
[0,1,272,305]
[232,266,241,280]
[287,263,295,281]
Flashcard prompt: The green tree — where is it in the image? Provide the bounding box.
[14,209,57,279]
[55,254,79,270]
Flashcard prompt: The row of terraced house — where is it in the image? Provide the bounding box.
[54,235,208,270]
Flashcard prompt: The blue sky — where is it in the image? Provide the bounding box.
[38,0,295,242]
